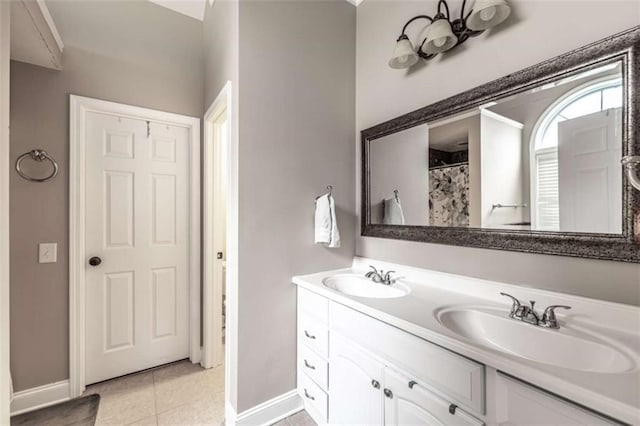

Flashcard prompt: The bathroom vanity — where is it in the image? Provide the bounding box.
[293,259,640,425]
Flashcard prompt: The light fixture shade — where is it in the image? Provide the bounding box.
[467,0,511,31]
[388,36,419,69]
[421,19,457,55]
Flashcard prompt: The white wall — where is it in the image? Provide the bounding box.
[1,1,10,423]
[480,111,524,227]
[356,0,640,304]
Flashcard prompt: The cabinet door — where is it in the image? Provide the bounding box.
[384,368,484,426]
[329,333,384,425]
[496,374,620,425]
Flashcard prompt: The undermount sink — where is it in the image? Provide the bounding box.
[322,274,410,299]
[436,307,636,374]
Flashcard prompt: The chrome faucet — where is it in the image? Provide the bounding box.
[500,292,571,329]
[365,265,397,285]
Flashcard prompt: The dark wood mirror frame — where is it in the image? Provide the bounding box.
[361,27,640,262]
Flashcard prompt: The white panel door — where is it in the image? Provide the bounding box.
[558,108,622,233]
[85,112,190,384]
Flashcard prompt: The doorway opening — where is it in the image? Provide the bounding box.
[203,82,232,370]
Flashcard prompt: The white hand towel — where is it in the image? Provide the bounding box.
[383,197,405,225]
[315,193,341,248]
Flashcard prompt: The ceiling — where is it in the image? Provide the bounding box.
[148,0,207,21]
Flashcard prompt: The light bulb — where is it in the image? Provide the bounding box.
[434,37,447,47]
[397,55,408,64]
[479,5,496,21]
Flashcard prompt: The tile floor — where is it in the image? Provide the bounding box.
[271,410,316,426]
[82,359,316,425]
[83,360,224,425]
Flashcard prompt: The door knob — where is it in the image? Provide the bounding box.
[88,256,102,266]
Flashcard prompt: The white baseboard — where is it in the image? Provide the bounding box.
[10,380,71,416]
[232,390,303,426]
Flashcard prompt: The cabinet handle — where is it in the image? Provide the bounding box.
[304,330,316,340]
[408,380,417,389]
[304,388,315,401]
[449,404,458,415]
[304,360,315,370]
[371,379,380,389]
[383,388,393,398]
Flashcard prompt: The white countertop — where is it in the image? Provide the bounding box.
[292,258,640,425]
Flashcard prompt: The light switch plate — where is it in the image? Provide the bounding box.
[39,243,57,263]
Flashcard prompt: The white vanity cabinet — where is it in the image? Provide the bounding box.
[296,286,627,425]
[384,368,484,426]
[297,288,330,423]
[297,287,485,425]
[495,374,621,426]
[328,333,384,425]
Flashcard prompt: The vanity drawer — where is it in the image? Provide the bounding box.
[298,287,329,324]
[330,302,485,415]
[298,368,328,424]
[299,314,329,357]
[299,343,329,390]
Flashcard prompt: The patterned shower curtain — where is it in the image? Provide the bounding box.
[429,164,470,227]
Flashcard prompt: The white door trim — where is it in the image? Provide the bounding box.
[69,95,201,397]
[202,82,231,370]
[0,1,11,423]
[202,81,240,419]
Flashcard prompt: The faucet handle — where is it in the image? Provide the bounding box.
[541,305,571,329]
[365,265,378,277]
[500,292,522,317]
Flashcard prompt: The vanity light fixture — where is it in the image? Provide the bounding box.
[622,156,640,191]
[388,0,511,69]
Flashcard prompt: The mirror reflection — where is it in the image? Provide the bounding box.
[369,61,623,234]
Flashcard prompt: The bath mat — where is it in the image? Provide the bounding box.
[11,394,100,426]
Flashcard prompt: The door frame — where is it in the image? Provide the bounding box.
[0,1,11,423]
[69,95,201,397]
[202,83,231,369]
[201,81,239,423]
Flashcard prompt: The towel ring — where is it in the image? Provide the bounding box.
[15,149,59,182]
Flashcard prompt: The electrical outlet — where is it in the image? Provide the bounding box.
[39,243,57,263]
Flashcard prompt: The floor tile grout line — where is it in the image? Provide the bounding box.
[152,368,159,418]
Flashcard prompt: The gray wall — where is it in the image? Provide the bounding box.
[10,1,203,391]
[356,1,640,304]
[236,0,356,412]
[203,0,239,108]
[203,0,240,410]
[369,124,429,225]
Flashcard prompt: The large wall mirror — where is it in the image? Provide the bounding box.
[362,28,639,262]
